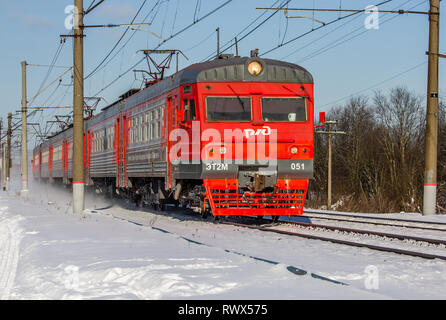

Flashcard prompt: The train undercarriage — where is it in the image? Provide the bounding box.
[37,170,308,221]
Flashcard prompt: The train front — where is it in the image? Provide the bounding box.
[178,56,314,217]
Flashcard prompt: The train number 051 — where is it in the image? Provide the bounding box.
[290,162,305,170]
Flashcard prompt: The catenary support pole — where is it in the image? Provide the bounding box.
[0,120,3,189]
[73,0,85,213]
[327,122,332,210]
[423,0,440,215]
[21,61,29,195]
[6,113,12,191]
[2,142,5,191]
[316,121,346,210]
[0,120,2,185]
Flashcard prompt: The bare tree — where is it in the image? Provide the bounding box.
[331,96,379,197]
[373,87,423,210]
[309,86,430,213]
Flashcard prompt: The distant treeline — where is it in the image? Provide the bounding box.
[308,86,446,213]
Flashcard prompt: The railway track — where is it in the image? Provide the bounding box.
[93,199,446,261]
[222,216,446,261]
[299,210,446,232]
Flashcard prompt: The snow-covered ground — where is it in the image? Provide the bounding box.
[1,176,446,299]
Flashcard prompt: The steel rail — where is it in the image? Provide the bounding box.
[274,219,446,246]
[222,221,446,261]
[300,211,446,231]
[298,214,446,232]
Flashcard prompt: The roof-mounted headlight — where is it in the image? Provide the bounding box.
[248,61,263,76]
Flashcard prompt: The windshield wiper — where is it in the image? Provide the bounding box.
[282,85,313,103]
[227,84,246,112]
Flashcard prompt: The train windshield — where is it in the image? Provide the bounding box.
[261,97,307,122]
[206,97,252,121]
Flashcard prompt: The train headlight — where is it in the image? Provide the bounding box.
[248,61,262,76]
[220,147,227,154]
[290,146,298,154]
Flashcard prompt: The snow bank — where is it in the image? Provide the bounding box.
[0,176,445,299]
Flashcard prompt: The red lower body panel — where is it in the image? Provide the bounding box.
[204,178,308,216]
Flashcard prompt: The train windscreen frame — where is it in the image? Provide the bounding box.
[261,97,307,122]
[206,96,252,121]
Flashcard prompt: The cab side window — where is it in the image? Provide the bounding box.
[184,99,196,121]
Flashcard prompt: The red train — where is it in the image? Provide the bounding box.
[33,55,314,218]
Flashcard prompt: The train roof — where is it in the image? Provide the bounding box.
[127,56,313,110]
[180,56,313,84]
[34,56,313,151]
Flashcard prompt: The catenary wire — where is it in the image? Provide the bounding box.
[319,60,427,109]
[260,0,393,57]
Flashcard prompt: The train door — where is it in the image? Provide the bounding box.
[62,141,65,182]
[114,117,121,187]
[62,140,69,184]
[181,93,197,161]
[38,151,42,179]
[166,96,178,189]
[113,114,129,188]
[87,131,93,185]
[83,133,86,174]
[49,146,53,182]
[32,154,35,175]
[65,140,69,184]
[120,114,129,188]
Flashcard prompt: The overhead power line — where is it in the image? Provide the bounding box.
[92,0,233,98]
[84,0,149,80]
[319,61,427,109]
[202,0,291,62]
[83,0,164,81]
[32,38,68,106]
[28,67,73,106]
[295,0,428,64]
[259,0,393,57]
[154,0,234,50]
[92,56,146,97]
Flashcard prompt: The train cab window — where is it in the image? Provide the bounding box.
[206,97,251,121]
[261,97,307,122]
[183,99,196,121]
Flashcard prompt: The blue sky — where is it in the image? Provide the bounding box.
[0,0,444,145]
